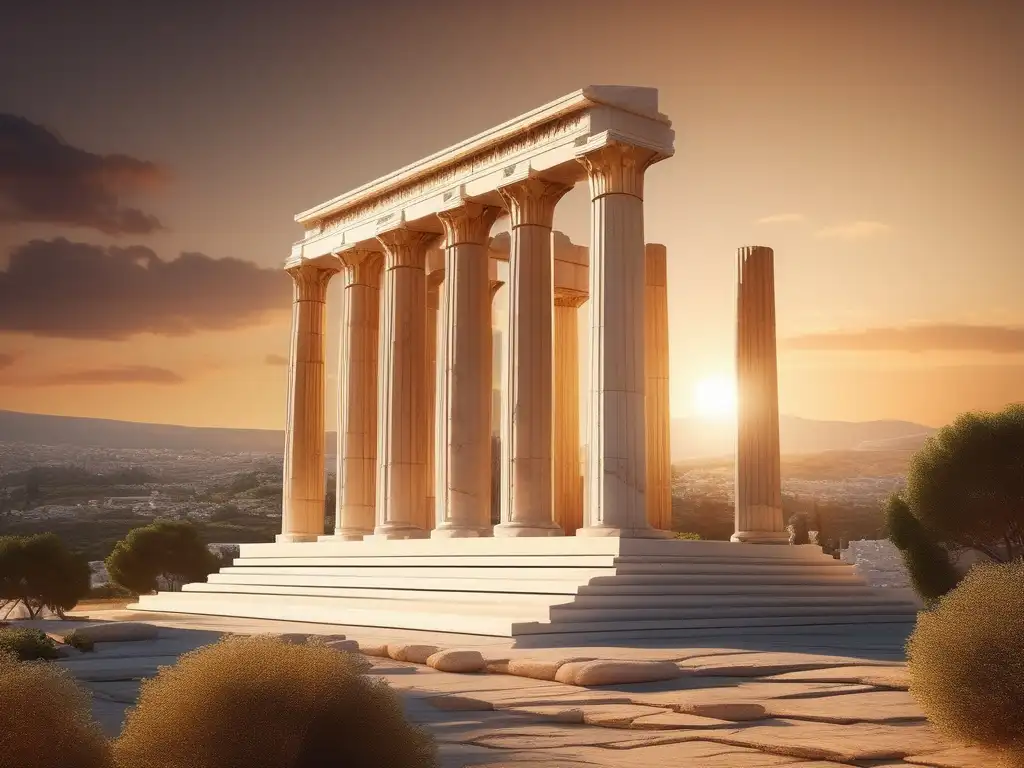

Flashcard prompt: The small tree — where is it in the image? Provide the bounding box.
[0,649,114,767]
[907,560,1024,765]
[787,513,810,545]
[113,635,438,768]
[105,520,219,595]
[886,494,960,605]
[903,405,1024,563]
[0,534,91,619]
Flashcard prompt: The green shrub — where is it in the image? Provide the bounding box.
[88,583,136,600]
[63,629,96,653]
[113,634,438,768]
[886,494,960,605]
[105,520,220,594]
[673,532,702,540]
[0,649,113,767]
[0,533,92,618]
[907,560,1024,765]
[787,513,810,545]
[0,627,60,661]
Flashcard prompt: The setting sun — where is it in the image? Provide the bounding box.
[693,374,738,420]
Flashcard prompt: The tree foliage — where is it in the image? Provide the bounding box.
[885,494,961,604]
[787,513,810,545]
[105,520,219,595]
[907,560,1024,765]
[903,405,1024,563]
[0,533,91,619]
[113,635,438,768]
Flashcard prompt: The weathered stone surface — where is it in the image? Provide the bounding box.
[555,659,683,686]
[485,658,510,674]
[426,649,485,673]
[276,632,310,645]
[503,705,586,724]
[424,695,494,712]
[66,622,159,643]
[322,639,359,653]
[681,703,768,722]
[359,643,390,657]
[904,745,1002,767]
[388,643,441,663]
[507,657,594,681]
[630,711,734,729]
[767,665,911,690]
[580,703,671,726]
[765,690,925,724]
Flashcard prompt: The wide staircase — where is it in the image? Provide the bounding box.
[132,538,920,643]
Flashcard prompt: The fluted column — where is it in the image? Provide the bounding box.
[425,258,444,532]
[644,243,672,532]
[332,250,382,540]
[494,179,572,537]
[372,229,436,539]
[554,291,586,535]
[431,202,501,537]
[577,143,670,538]
[279,262,337,542]
[732,246,788,544]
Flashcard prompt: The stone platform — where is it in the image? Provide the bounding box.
[132,539,919,643]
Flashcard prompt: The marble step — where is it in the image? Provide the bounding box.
[228,553,850,568]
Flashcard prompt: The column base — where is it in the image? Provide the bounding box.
[318,530,370,542]
[430,525,489,539]
[275,533,321,543]
[367,526,429,541]
[493,522,564,538]
[731,530,792,545]
[575,525,673,539]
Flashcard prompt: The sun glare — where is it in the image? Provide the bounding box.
[693,374,738,420]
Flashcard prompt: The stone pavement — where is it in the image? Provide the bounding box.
[13,610,991,768]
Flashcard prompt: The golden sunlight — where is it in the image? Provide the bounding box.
[692,374,738,420]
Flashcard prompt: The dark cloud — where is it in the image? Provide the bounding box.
[0,238,291,340]
[0,352,15,370]
[21,365,184,386]
[265,353,288,366]
[0,114,167,235]
[785,324,1024,354]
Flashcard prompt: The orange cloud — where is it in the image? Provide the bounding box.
[2,365,184,387]
[264,353,288,366]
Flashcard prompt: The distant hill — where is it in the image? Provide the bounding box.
[0,409,933,460]
[671,415,934,459]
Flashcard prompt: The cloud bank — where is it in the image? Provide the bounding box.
[785,324,1024,354]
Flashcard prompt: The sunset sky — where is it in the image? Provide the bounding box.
[1,0,1021,431]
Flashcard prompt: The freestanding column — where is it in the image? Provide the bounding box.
[332,250,382,540]
[577,143,670,538]
[732,246,788,544]
[433,202,501,538]
[279,262,337,542]
[494,179,572,537]
[372,229,436,539]
[644,243,672,532]
[553,290,586,535]
[425,256,444,532]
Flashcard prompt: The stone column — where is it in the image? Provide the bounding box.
[494,179,572,537]
[279,262,337,542]
[732,246,788,544]
[644,243,672,532]
[432,202,501,538]
[372,229,436,539]
[553,291,586,535]
[332,250,382,540]
[577,143,670,538]
[425,254,444,532]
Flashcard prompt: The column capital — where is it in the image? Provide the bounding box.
[336,249,383,288]
[554,289,588,309]
[376,229,438,269]
[497,178,573,229]
[577,142,664,201]
[437,202,502,248]
[286,262,338,300]
[489,279,504,300]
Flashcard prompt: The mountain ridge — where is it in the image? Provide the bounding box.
[0,409,935,460]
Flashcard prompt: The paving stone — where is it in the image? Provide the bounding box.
[904,745,1001,767]
[321,639,360,653]
[629,711,735,729]
[276,632,310,644]
[484,658,510,673]
[424,695,494,711]
[359,643,390,657]
[767,664,911,690]
[427,649,486,673]
[765,689,925,724]
[682,703,769,722]
[554,659,683,686]
[502,705,586,723]
[387,643,441,663]
[579,703,671,726]
[65,622,160,643]
[507,656,594,681]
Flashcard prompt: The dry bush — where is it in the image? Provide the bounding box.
[907,560,1024,765]
[113,634,438,768]
[0,649,113,768]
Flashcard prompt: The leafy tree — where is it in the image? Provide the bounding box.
[105,521,220,594]
[787,513,810,545]
[0,534,91,619]
[903,405,1024,563]
[886,493,960,605]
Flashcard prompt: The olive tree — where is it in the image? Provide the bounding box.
[0,534,91,619]
[105,520,220,595]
